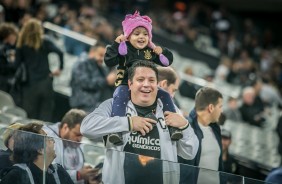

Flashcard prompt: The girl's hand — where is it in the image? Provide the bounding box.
[115,34,127,43]
[153,46,163,55]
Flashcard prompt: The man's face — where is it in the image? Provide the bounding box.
[6,34,17,45]
[159,79,179,98]
[128,67,158,106]
[93,47,106,66]
[243,91,255,105]
[61,124,83,148]
[41,130,56,161]
[8,136,15,151]
[211,98,223,122]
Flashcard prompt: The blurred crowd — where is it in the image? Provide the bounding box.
[1,0,282,90]
[0,0,281,125]
[0,0,282,182]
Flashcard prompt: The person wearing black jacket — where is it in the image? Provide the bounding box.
[239,87,265,127]
[178,87,223,184]
[0,22,18,94]
[70,45,116,113]
[15,18,63,121]
[0,122,74,184]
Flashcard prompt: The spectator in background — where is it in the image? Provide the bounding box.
[16,18,64,122]
[259,50,273,74]
[252,79,282,107]
[70,44,116,113]
[227,32,241,59]
[179,66,200,99]
[227,50,257,86]
[179,87,223,184]
[224,97,242,122]
[211,6,231,53]
[239,86,265,127]
[43,109,100,184]
[1,0,29,23]
[157,66,183,113]
[226,60,242,85]
[270,61,282,96]
[64,22,91,57]
[0,122,74,184]
[214,56,231,82]
[221,129,239,177]
[0,22,18,93]
[157,66,179,101]
[0,122,23,171]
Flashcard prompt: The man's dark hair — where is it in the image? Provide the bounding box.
[128,60,158,82]
[195,87,223,111]
[157,67,177,86]
[218,113,226,125]
[0,23,18,41]
[60,109,87,129]
[12,122,44,164]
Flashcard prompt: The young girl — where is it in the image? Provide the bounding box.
[105,11,182,144]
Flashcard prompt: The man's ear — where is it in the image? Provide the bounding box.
[128,80,132,89]
[61,123,69,134]
[62,123,68,130]
[208,104,214,113]
[159,80,167,88]
[38,149,44,155]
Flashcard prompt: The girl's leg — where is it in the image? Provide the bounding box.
[111,85,130,117]
[109,85,130,144]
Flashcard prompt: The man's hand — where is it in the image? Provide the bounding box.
[115,34,127,43]
[50,69,61,77]
[131,116,157,136]
[88,169,101,184]
[153,46,163,55]
[106,70,117,86]
[79,165,99,181]
[164,111,188,128]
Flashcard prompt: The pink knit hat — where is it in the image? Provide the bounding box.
[123,11,154,48]
[118,11,169,66]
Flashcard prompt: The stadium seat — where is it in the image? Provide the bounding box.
[0,90,15,109]
[2,106,27,118]
[0,112,23,125]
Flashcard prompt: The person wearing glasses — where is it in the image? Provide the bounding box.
[43,109,99,184]
[0,122,74,184]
